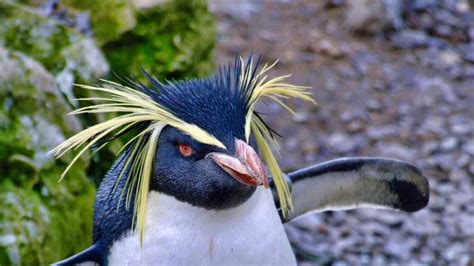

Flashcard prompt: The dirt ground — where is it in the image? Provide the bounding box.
[211,1,474,264]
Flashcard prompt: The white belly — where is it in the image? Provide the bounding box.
[108,187,296,266]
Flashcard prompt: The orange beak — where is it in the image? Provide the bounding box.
[207,139,269,188]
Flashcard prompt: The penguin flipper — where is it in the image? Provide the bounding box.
[278,157,429,222]
[53,243,107,266]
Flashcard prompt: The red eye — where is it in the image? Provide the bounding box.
[178,144,193,157]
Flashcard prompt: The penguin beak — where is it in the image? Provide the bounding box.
[207,139,269,188]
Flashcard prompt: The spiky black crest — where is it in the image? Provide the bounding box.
[133,56,264,145]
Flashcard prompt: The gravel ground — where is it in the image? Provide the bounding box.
[210,1,474,265]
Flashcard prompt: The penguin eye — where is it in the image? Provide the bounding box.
[178,144,194,157]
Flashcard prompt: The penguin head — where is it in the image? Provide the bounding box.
[151,126,264,209]
[144,61,270,209]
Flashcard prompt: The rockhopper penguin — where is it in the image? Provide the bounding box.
[52,56,429,265]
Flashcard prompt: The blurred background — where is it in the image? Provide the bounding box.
[0,0,472,265]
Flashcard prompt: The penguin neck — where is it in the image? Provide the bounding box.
[108,187,296,265]
[147,187,269,226]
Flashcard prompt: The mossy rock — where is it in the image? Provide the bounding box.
[0,1,110,79]
[61,0,136,44]
[103,0,216,80]
[0,0,114,183]
[0,2,76,73]
[0,47,96,265]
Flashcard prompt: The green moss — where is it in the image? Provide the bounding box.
[0,125,33,164]
[0,2,77,73]
[0,123,95,265]
[0,104,95,265]
[0,2,110,79]
[62,0,136,44]
[0,46,96,265]
[0,165,94,265]
[103,0,216,80]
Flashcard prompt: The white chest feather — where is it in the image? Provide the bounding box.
[108,188,296,266]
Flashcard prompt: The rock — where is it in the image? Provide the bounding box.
[62,38,110,81]
[450,120,472,136]
[466,200,474,214]
[459,44,474,63]
[103,0,216,79]
[419,249,435,264]
[373,212,404,226]
[409,0,437,11]
[462,65,474,78]
[429,193,447,213]
[372,255,388,265]
[0,2,109,79]
[391,30,430,49]
[421,115,446,135]
[325,0,345,9]
[366,98,382,111]
[284,224,303,243]
[441,242,469,262]
[62,0,136,44]
[347,120,364,133]
[327,133,358,153]
[384,234,418,258]
[344,0,402,34]
[359,221,391,236]
[0,2,74,72]
[315,39,345,58]
[209,0,259,19]
[457,214,474,236]
[285,137,300,151]
[440,136,458,151]
[377,143,417,161]
[291,215,323,231]
[450,190,472,206]
[438,49,462,69]
[134,0,168,9]
[429,154,456,172]
[383,0,404,29]
[332,237,357,256]
[367,125,398,140]
[339,110,369,122]
[293,112,310,123]
[0,47,96,265]
[437,183,456,194]
[422,141,439,155]
[357,209,404,226]
[462,140,474,155]
[418,77,457,104]
[403,211,441,235]
[0,47,80,133]
[75,12,92,35]
[469,163,474,175]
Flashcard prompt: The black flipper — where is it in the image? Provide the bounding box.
[272,157,429,222]
[53,243,107,265]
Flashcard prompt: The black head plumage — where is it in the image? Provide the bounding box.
[132,56,264,145]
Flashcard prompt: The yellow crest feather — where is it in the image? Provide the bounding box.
[242,58,316,217]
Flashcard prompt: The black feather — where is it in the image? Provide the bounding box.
[121,55,271,145]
